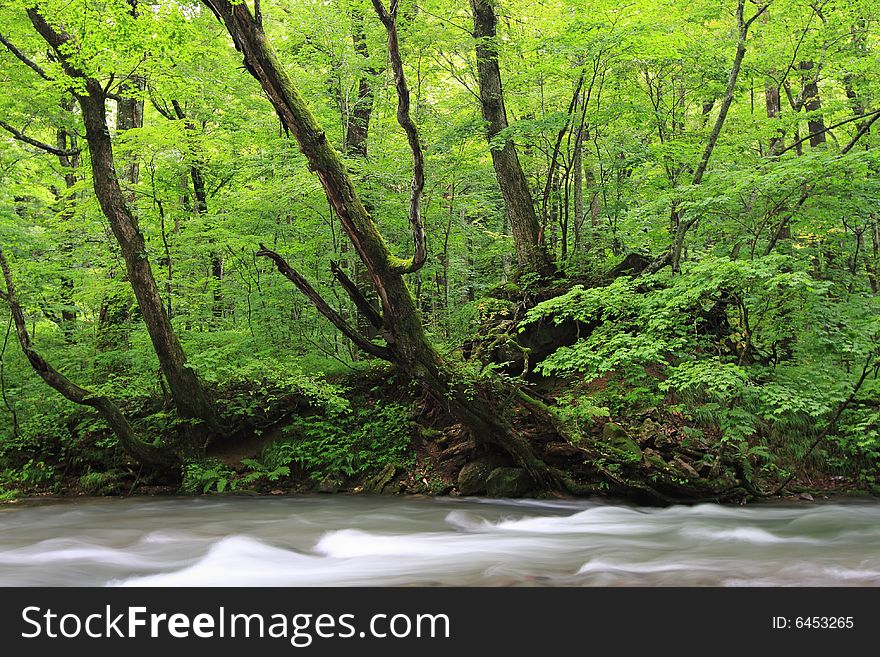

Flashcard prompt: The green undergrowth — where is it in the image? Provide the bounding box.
[525,254,880,488]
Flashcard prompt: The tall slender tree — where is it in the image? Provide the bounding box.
[26,7,219,455]
[470,0,555,278]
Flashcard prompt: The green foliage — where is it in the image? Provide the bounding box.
[555,391,610,437]
[264,403,414,481]
[186,336,351,425]
[78,470,123,495]
[1,0,879,495]
[1,457,55,490]
[527,254,880,479]
[181,459,236,494]
[237,458,290,486]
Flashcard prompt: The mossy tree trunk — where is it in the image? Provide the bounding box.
[27,8,219,459]
[470,0,555,279]
[202,1,764,501]
[203,0,558,483]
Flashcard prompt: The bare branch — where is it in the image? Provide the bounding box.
[148,92,176,120]
[330,260,383,329]
[841,110,880,155]
[764,110,880,255]
[773,108,880,157]
[541,71,585,235]
[257,245,393,360]
[433,51,481,101]
[0,119,81,156]
[744,0,773,30]
[371,0,427,275]
[763,187,809,256]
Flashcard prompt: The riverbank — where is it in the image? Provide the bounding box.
[2,361,877,505]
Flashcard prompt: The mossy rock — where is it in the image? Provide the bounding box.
[672,456,700,479]
[486,467,532,498]
[639,418,659,445]
[642,448,668,471]
[364,463,402,494]
[317,473,345,493]
[457,454,508,496]
[418,426,445,441]
[602,422,643,461]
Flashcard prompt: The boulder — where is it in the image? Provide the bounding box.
[639,418,659,445]
[672,456,700,479]
[486,467,532,498]
[364,463,402,495]
[642,448,668,471]
[457,454,508,496]
[602,422,643,461]
[317,473,344,493]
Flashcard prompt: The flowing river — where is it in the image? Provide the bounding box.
[1,496,878,586]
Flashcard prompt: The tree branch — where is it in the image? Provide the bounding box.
[764,110,880,256]
[0,244,172,467]
[774,107,880,157]
[841,110,880,155]
[147,85,175,120]
[644,0,766,274]
[541,71,585,236]
[330,260,383,329]
[743,0,773,30]
[371,0,427,274]
[0,31,52,80]
[0,119,81,157]
[692,0,751,187]
[256,245,393,360]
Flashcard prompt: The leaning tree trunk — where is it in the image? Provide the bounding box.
[0,246,173,468]
[470,0,554,278]
[27,9,219,455]
[203,0,558,483]
[202,0,758,502]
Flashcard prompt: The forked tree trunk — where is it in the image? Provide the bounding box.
[203,0,556,482]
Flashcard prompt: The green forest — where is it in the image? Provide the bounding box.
[0,0,877,504]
